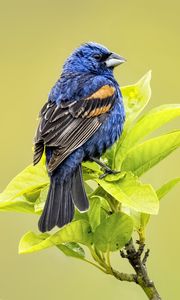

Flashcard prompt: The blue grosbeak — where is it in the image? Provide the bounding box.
[33,42,126,232]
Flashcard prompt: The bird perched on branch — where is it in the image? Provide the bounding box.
[33,42,126,232]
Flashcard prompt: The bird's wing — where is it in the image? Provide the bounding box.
[33,85,116,172]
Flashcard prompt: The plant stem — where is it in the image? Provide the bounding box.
[112,264,161,299]
[87,193,161,299]
[123,239,162,299]
[88,246,107,269]
[106,248,112,273]
[111,269,137,282]
[83,258,107,274]
[85,238,162,299]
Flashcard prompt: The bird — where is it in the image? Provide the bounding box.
[33,42,126,232]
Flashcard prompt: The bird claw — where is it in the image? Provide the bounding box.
[89,156,121,179]
[99,169,121,179]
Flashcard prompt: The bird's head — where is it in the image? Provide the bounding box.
[63,42,126,76]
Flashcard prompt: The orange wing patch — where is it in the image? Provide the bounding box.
[87,85,115,100]
[87,104,111,117]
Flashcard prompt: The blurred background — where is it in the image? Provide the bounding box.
[0,0,179,299]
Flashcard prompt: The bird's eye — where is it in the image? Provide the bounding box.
[93,53,102,60]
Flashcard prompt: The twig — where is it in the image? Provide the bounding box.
[85,238,162,299]
[112,269,137,283]
[83,258,108,274]
[106,248,112,274]
[143,249,150,266]
[124,239,162,299]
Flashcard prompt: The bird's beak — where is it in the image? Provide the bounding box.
[105,52,126,68]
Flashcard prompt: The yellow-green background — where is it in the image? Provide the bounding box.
[0,0,179,299]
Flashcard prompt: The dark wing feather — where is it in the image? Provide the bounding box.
[33,85,116,172]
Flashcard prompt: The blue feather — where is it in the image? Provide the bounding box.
[37,42,125,232]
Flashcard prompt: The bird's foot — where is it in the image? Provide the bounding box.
[99,169,121,179]
[89,156,121,179]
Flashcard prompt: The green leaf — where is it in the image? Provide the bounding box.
[0,195,35,213]
[102,144,116,169]
[0,157,49,213]
[57,242,85,259]
[121,206,150,239]
[96,172,159,215]
[19,220,93,254]
[126,209,150,232]
[1,158,48,201]
[140,213,150,229]
[73,209,89,222]
[104,172,127,182]
[88,196,102,231]
[82,161,101,181]
[121,71,152,123]
[115,104,180,168]
[108,71,152,169]
[34,185,49,213]
[82,161,101,174]
[93,212,133,252]
[24,189,41,203]
[156,177,180,200]
[84,182,94,195]
[121,131,180,176]
[19,232,50,253]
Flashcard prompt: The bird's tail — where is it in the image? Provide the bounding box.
[38,164,89,232]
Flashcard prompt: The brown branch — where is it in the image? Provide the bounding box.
[86,237,162,299]
[142,249,150,266]
[112,269,137,283]
[123,239,162,300]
